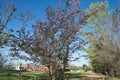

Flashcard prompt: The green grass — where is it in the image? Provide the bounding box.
[0,70,49,80]
[22,71,46,76]
[0,69,19,80]
[0,73,19,80]
[1,70,119,80]
[0,70,45,80]
[0,69,88,80]
[64,72,88,78]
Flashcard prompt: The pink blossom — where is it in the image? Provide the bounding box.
[72,0,80,5]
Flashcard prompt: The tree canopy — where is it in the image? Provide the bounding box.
[0,0,120,79]
[85,2,120,77]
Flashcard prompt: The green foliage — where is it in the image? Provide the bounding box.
[84,1,110,39]
[83,65,91,72]
[86,3,120,78]
[84,1,110,65]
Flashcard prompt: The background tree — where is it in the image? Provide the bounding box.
[84,1,120,77]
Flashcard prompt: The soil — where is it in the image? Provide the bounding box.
[69,71,104,80]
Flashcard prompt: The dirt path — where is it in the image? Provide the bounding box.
[69,71,104,80]
[87,71,100,78]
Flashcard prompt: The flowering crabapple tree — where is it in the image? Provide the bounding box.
[10,0,107,80]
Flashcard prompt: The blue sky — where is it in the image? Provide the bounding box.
[10,0,118,21]
[2,0,118,66]
[7,0,118,31]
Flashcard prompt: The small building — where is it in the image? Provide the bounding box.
[11,64,27,71]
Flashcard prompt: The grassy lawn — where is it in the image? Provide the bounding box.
[1,70,120,80]
[64,72,88,78]
[0,70,48,80]
[0,70,88,80]
[0,70,19,80]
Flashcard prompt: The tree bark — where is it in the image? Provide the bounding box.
[48,64,53,80]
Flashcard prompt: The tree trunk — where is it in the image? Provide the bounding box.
[54,68,64,80]
[48,64,53,80]
[64,45,69,70]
